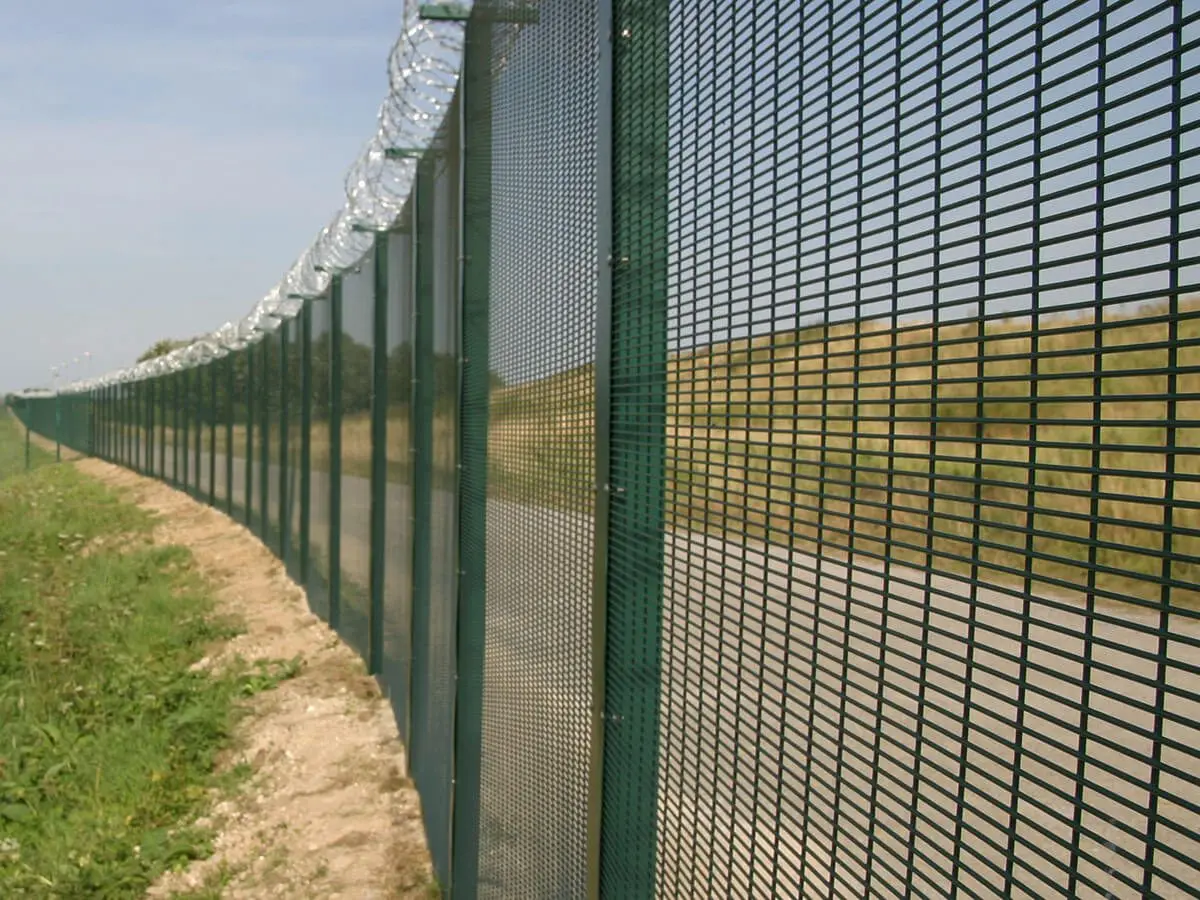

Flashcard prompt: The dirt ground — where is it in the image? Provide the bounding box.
[71,458,433,900]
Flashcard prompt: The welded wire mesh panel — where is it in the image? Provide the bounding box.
[338,249,376,657]
[157,377,167,479]
[383,224,415,744]
[610,0,1200,897]
[408,112,461,888]
[181,370,194,493]
[196,364,212,501]
[132,381,143,472]
[228,352,249,520]
[309,297,333,621]
[214,356,230,512]
[143,381,155,477]
[262,333,282,551]
[246,358,256,520]
[283,320,302,575]
[168,374,179,486]
[253,338,270,537]
[122,383,132,470]
[465,2,599,896]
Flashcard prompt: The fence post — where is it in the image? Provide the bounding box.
[25,420,30,471]
[54,388,61,462]
[142,380,149,472]
[148,378,156,477]
[599,0,669,894]
[329,274,344,632]
[369,234,389,676]
[300,298,313,588]
[259,338,270,539]
[280,326,291,565]
[450,15,492,894]
[226,353,235,516]
[159,373,166,476]
[409,159,434,836]
[587,0,614,895]
[245,343,255,525]
[183,369,192,490]
[195,366,204,498]
[210,361,218,506]
[132,382,139,472]
[170,373,179,486]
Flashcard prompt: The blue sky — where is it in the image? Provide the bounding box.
[0,0,403,392]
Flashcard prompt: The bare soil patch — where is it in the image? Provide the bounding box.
[72,458,433,900]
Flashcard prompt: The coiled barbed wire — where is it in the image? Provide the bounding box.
[51,0,470,396]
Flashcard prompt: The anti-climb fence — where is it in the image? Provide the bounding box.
[9,0,1200,897]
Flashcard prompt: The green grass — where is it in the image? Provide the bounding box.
[0,423,293,897]
[0,415,50,482]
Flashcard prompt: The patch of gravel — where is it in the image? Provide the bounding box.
[73,459,433,900]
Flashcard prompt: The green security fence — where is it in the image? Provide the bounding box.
[9,0,1200,897]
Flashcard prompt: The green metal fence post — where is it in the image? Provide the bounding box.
[259,338,270,539]
[246,344,255,525]
[172,373,180,487]
[54,388,61,462]
[25,420,30,471]
[300,299,313,588]
[279,326,290,566]
[182,372,189,486]
[329,275,344,631]
[147,378,155,477]
[453,20,491,891]
[226,353,234,516]
[160,374,167,476]
[587,0,614,894]
[409,164,434,808]
[600,1,669,894]
[369,233,389,676]
[194,366,203,497]
[156,378,164,477]
[210,361,217,506]
[141,380,148,472]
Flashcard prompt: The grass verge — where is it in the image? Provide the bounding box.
[0,415,50,482]
[0,428,275,897]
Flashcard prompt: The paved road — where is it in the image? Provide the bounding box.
[117,436,1200,899]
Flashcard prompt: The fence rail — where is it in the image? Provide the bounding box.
[9,0,1200,897]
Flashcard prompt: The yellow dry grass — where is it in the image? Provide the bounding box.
[110,300,1199,607]
[490,300,1200,607]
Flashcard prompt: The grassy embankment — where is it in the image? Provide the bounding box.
[104,301,1198,607]
[0,415,292,896]
[486,302,1199,608]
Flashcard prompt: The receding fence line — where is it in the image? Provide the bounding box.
[10,1,1200,898]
